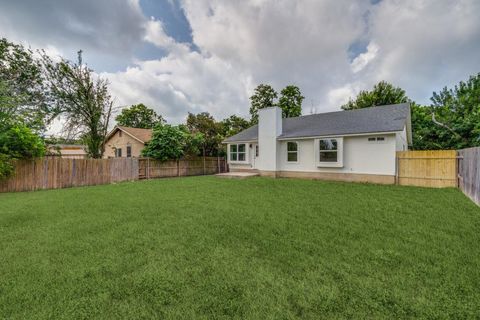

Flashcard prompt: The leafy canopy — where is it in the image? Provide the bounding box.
[115,103,164,129]
[186,112,223,156]
[278,85,304,118]
[221,115,250,137]
[42,51,113,158]
[342,81,410,110]
[0,38,53,130]
[249,84,278,124]
[429,73,480,149]
[141,124,205,161]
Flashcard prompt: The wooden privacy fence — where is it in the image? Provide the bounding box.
[396,150,458,188]
[0,156,227,193]
[138,157,226,179]
[0,157,139,193]
[458,147,480,205]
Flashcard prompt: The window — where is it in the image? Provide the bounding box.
[229,143,246,162]
[287,142,298,162]
[116,148,122,157]
[368,136,386,142]
[255,145,259,157]
[319,139,337,162]
[126,146,132,157]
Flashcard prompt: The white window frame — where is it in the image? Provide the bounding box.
[228,143,248,163]
[286,141,299,163]
[315,137,343,167]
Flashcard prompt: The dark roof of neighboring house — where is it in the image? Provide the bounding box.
[223,103,411,143]
[106,126,153,144]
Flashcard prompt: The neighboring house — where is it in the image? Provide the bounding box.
[47,144,88,159]
[104,126,152,158]
[223,103,412,184]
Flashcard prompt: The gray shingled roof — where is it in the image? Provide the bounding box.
[223,103,410,142]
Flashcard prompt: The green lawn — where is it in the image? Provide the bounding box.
[0,177,479,319]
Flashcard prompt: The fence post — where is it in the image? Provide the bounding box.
[147,158,150,179]
[177,159,180,177]
[203,156,206,175]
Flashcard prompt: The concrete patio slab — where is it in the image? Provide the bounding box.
[215,172,259,179]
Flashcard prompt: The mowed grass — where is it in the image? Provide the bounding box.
[0,177,479,319]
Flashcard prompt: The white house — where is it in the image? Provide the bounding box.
[223,103,412,184]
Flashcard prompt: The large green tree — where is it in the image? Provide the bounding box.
[342,81,410,110]
[0,38,53,130]
[428,73,480,149]
[278,85,304,118]
[249,84,278,124]
[115,103,164,129]
[43,51,113,158]
[186,112,223,157]
[141,124,204,161]
[221,115,250,137]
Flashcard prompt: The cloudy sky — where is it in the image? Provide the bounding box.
[1,0,479,127]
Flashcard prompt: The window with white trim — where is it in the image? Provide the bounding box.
[287,141,298,162]
[229,143,246,162]
[319,139,338,162]
[116,148,122,157]
[317,137,343,167]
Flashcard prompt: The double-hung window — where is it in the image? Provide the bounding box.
[229,143,246,162]
[287,141,298,162]
[116,148,122,158]
[317,138,343,167]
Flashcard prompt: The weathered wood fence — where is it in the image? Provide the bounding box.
[0,157,226,193]
[458,147,480,206]
[396,150,458,188]
[138,157,227,179]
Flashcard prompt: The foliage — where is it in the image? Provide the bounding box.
[249,84,278,124]
[42,51,113,158]
[0,177,479,318]
[0,124,45,159]
[115,103,164,129]
[278,85,304,118]
[341,81,410,110]
[221,115,251,137]
[141,124,187,161]
[186,112,223,156]
[0,38,53,130]
[0,123,45,179]
[429,73,480,149]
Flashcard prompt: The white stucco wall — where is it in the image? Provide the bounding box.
[277,134,397,175]
[257,107,282,171]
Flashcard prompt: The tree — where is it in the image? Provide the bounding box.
[342,81,410,110]
[278,85,304,118]
[428,73,480,149]
[43,51,113,158]
[249,84,278,124]
[186,112,223,156]
[115,103,164,129]
[0,123,45,179]
[141,124,185,161]
[221,115,250,137]
[0,38,53,130]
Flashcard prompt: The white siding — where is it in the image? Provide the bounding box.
[277,134,397,175]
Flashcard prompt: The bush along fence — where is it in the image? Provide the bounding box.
[0,156,227,193]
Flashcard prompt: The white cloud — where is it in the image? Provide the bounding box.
[2,0,480,128]
[351,42,379,73]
